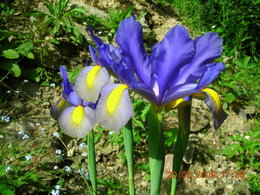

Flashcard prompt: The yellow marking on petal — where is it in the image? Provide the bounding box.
[202,88,221,111]
[193,88,221,112]
[165,98,190,111]
[58,99,67,110]
[86,66,102,88]
[106,84,128,115]
[72,106,84,125]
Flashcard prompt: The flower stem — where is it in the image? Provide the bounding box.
[148,105,165,195]
[123,120,135,195]
[88,129,97,194]
[171,105,191,195]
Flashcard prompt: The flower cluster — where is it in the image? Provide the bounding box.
[50,64,110,138]
[51,185,61,195]
[51,16,227,138]
[18,131,30,140]
[1,115,10,123]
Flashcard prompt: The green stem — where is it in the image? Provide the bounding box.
[148,105,165,195]
[88,129,97,194]
[171,105,191,195]
[123,120,135,195]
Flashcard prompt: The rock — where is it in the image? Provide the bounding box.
[153,17,180,41]
[2,115,56,136]
[245,105,257,115]
[238,109,247,121]
[19,82,40,98]
[69,1,108,19]
[13,100,23,109]
[42,102,50,107]
[162,154,173,180]
[221,111,251,134]
[183,139,195,164]
[190,99,210,132]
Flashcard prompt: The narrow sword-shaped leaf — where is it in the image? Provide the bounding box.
[171,105,191,195]
[148,105,165,195]
[88,129,97,194]
[122,120,135,195]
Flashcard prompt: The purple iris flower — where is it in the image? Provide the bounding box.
[50,66,96,138]
[88,27,121,71]
[90,17,223,104]
[89,16,227,130]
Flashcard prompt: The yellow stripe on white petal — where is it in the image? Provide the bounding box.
[75,66,109,102]
[71,106,84,125]
[58,106,95,138]
[86,66,102,88]
[95,84,134,132]
[165,98,190,111]
[106,84,128,115]
[193,88,227,129]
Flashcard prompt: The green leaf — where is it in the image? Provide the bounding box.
[65,7,87,17]
[67,68,81,82]
[141,103,151,121]
[50,38,59,44]
[225,93,236,103]
[123,7,132,18]
[171,105,191,194]
[0,165,7,177]
[88,130,97,193]
[26,52,34,59]
[10,63,21,77]
[132,118,145,130]
[0,181,15,195]
[16,42,34,59]
[148,105,165,195]
[52,22,61,35]
[122,120,135,195]
[1,49,19,59]
[0,60,21,77]
[0,30,11,41]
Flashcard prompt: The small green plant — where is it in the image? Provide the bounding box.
[34,0,87,44]
[0,132,50,194]
[98,177,127,194]
[164,128,178,147]
[219,119,260,170]
[214,56,260,109]
[248,174,260,193]
[86,7,132,36]
[0,3,14,25]
[0,30,35,78]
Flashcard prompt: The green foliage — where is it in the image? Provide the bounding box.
[248,174,260,193]
[0,30,35,78]
[0,180,15,195]
[214,56,260,109]
[34,0,87,44]
[98,177,127,194]
[0,3,14,24]
[67,67,82,83]
[170,0,259,58]
[164,128,178,147]
[0,136,46,193]
[219,119,260,170]
[86,7,132,37]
